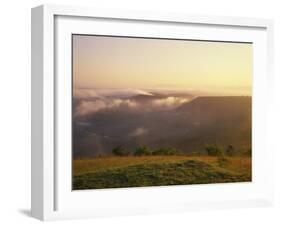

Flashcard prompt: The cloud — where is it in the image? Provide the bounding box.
[130,127,148,137]
[75,100,107,116]
[74,88,153,99]
[74,98,139,116]
[73,88,194,117]
[152,97,190,109]
[74,97,190,116]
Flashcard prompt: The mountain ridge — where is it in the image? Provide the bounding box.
[73,95,252,157]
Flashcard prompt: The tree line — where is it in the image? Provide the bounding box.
[111,144,252,157]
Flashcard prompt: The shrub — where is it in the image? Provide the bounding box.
[152,147,183,156]
[112,146,129,156]
[205,144,229,167]
[205,144,224,157]
[134,145,152,156]
[225,145,235,156]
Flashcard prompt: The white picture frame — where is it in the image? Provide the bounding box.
[31,4,274,221]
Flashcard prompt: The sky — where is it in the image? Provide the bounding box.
[73,35,252,96]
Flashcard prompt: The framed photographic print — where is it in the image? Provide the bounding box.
[31,4,274,221]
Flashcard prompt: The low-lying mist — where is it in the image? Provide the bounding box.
[72,88,251,157]
[74,88,194,117]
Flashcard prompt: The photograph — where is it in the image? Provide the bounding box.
[72,34,252,190]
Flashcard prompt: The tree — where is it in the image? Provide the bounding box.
[205,144,229,167]
[205,144,224,157]
[152,147,183,156]
[112,146,129,156]
[134,145,151,156]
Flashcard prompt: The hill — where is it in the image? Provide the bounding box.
[73,156,251,189]
[73,95,251,157]
[177,96,251,114]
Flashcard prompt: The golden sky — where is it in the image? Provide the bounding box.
[73,35,252,95]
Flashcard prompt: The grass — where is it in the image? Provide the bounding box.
[73,156,251,190]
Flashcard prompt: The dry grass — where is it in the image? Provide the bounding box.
[73,156,251,190]
[73,155,251,176]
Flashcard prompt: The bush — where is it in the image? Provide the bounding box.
[152,147,183,156]
[205,144,224,157]
[134,145,152,156]
[112,146,129,156]
[225,145,235,156]
[205,144,229,167]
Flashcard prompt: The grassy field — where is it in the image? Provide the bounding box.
[73,156,251,190]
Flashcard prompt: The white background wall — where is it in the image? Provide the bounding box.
[0,0,280,225]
